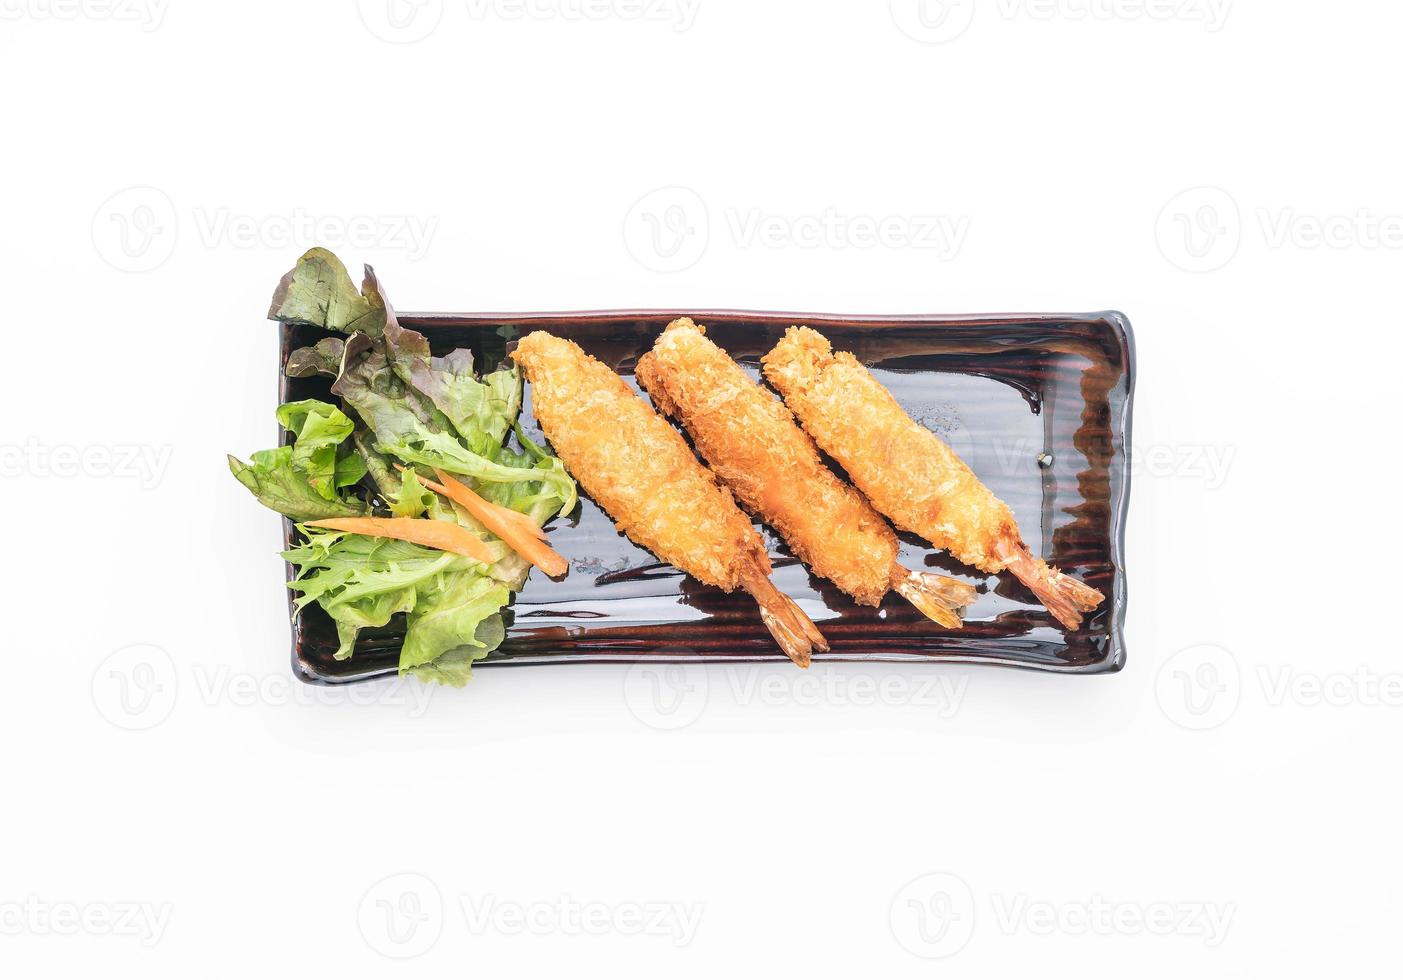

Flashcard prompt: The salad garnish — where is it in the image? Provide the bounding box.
[229,248,577,686]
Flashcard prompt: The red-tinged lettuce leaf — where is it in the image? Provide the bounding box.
[268,247,386,337]
[332,333,457,446]
[286,337,346,379]
[365,269,524,456]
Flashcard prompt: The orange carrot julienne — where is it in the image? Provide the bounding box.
[305,516,494,564]
[432,468,548,542]
[412,466,569,578]
[393,463,545,540]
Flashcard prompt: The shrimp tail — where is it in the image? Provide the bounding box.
[739,563,827,668]
[890,565,977,630]
[996,535,1104,631]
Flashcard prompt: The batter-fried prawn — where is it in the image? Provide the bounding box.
[762,326,1104,630]
[890,567,979,630]
[635,318,973,627]
[511,330,826,666]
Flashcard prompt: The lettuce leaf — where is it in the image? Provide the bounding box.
[268,247,385,337]
[374,270,521,454]
[351,430,401,500]
[229,400,369,520]
[404,616,505,687]
[228,448,367,522]
[248,248,581,686]
[334,333,576,522]
[390,468,436,518]
[275,400,360,501]
[285,337,346,379]
[283,529,509,686]
[399,575,510,685]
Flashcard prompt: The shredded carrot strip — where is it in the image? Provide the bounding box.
[416,467,569,578]
[305,516,494,564]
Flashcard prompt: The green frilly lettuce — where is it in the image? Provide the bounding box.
[242,247,578,687]
[228,400,368,522]
[282,530,510,688]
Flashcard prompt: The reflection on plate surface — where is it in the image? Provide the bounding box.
[281,311,1133,683]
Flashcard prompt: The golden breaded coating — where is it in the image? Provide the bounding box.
[764,326,1104,630]
[636,318,897,606]
[512,330,828,663]
[514,330,761,589]
[763,326,1013,570]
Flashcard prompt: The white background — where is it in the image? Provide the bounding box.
[3,1,1399,976]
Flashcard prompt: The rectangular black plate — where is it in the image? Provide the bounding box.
[280,311,1133,682]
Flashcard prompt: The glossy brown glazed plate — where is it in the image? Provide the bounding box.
[280,310,1133,683]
